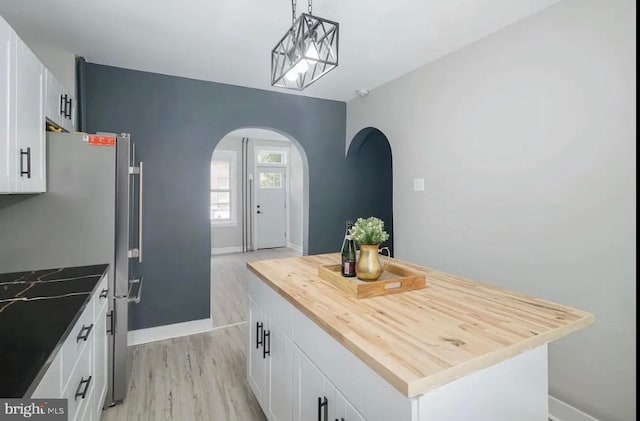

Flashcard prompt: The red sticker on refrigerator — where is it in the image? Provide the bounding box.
[86,135,116,146]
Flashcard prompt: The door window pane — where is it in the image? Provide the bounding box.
[259,172,282,189]
[257,151,286,165]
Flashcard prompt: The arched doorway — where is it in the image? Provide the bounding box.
[347,128,394,254]
[210,127,308,329]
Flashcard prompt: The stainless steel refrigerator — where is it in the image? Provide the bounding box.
[0,132,143,407]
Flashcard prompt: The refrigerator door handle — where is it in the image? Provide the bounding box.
[128,277,143,304]
[127,161,143,263]
[138,161,144,263]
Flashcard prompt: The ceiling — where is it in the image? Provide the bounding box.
[0,0,561,101]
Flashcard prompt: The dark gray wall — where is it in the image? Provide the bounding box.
[347,128,394,254]
[85,64,358,330]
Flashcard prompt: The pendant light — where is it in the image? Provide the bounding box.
[271,0,339,91]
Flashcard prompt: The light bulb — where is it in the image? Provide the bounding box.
[293,59,309,74]
[285,68,298,82]
[305,42,320,61]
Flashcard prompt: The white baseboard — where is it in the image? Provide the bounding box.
[128,318,212,346]
[287,242,302,253]
[549,396,600,421]
[211,246,243,255]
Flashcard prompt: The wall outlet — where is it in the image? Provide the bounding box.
[413,178,425,191]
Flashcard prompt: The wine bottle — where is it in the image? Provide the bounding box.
[341,221,356,277]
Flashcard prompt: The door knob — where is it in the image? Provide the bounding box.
[257,210,262,214]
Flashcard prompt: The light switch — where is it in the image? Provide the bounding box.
[413,178,425,191]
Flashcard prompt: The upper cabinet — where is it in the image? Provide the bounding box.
[45,68,75,132]
[15,37,45,193]
[1,14,74,194]
[0,16,15,193]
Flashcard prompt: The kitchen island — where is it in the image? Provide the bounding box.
[246,254,593,421]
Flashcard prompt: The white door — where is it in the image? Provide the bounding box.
[256,166,286,249]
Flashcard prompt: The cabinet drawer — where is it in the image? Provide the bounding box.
[61,298,95,391]
[248,273,292,337]
[63,341,93,421]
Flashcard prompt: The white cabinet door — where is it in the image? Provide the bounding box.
[65,93,76,132]
[14,37,44,193]
[0,15,15,193]
[44,68,63,127]
[295,348,330,421]
[93,302,108,416]
[345,400,366,421]
[332,391,348,421]
[248,299,267,406]
[267,319,293,421]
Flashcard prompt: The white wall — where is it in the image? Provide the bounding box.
[26,40,76,98]
[289,145,304,250]
[346,1,636,420]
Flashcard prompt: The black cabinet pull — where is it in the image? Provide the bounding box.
[317,396,328,421]
[262,330,271,359]
[74,376,92,400]
[19,148,31,178]
[256,322,263,349]
[76,323,94,342]
[106,310,114,335]
[65,97,72,119]
[99,288,109,299]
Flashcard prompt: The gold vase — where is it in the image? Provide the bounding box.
[356,245,390,281]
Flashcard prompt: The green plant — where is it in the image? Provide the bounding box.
[350,217,390,245]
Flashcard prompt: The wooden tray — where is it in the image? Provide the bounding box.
[318,261,426,299]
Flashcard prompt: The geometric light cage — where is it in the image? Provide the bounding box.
[271,13,339,90]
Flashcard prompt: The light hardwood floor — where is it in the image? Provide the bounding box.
[210,248,300,328]
[101,323,266,421]
[102,248,300,421]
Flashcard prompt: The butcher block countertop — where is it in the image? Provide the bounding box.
[247,254,593,398]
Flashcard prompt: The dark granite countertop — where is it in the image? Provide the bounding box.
[0,264,108,398]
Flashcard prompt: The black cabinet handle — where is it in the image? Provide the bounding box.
[19,148,31,178]
[256,322,263,349]
[262,330,271,359]
[74,376,92,400]
[76,323,94,342]
[65,97,72,119]
[317,397,328,421]
[99,288,109,299]
[106,310,114,335]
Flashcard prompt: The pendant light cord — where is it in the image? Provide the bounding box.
[291,0,312,25]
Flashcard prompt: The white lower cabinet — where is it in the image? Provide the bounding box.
[31,274,109,421]
[248,280,367,421]
[249,297,294,421]
[248,299,268,406]
[266,320,293,421]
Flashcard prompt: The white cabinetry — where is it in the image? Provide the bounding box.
[248,299,268,406]
[249,297,294,421]
[44,68,75,132]
[0,14,45,194]
[248,276,365,421]
[0,15,14,193]
[31,275,110,421]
